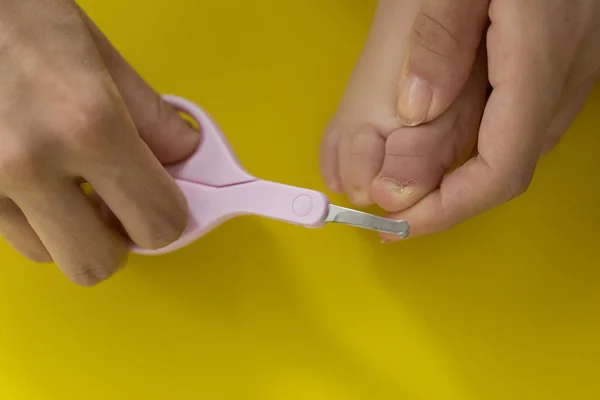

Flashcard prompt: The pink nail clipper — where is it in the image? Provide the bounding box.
[130,95,409,255]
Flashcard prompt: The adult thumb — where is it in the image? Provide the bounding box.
[397,0,489,126]
[79,8,200,164]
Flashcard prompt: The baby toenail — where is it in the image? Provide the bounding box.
[380,178,418,198]
[328,179,342,193]
[350,189,371,206]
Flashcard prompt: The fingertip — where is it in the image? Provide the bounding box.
[397,0,489,126]
[380,235,401,244]
[379,223,413,244]
[155,109,202,165]
[180,123,202,154]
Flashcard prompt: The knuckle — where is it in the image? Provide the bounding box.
[54,93,119,156]
[0,144,45,186]
[144,211,187,250]
[508,175,532,199]
[498,170,533,202]
[412,12,459,58]
[131,187,189,250]
[61,234,125,287]
[66,261,118,287]
[349,125,383,156]
[479,158,534,205]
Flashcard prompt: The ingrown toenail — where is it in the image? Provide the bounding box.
[380,178,418,198]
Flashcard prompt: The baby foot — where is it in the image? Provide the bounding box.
[320,0,489,216]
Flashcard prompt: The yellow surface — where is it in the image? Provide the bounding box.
[1,1,600,399]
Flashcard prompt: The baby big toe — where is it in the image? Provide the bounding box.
[371,126,450,213]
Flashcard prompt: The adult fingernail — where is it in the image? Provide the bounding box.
[397,75,432,126]
[379,178,418,201]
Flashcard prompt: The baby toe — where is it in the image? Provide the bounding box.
[371,125,451,213]
[338,125,386,207]
[319,126,343,193]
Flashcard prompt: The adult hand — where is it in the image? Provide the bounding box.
[321,0,600,241]
[320,0,488,231]
[379,0,600,240]
[0,0,199,286]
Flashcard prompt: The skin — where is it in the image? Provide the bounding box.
[320,0,600,241]
[0,0,200,286]
[1,0,598,285]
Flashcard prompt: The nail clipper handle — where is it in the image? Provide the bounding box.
[221,180,330,228]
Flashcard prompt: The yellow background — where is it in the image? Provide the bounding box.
[2,1,600,399]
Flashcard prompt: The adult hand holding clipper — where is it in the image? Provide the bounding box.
[0,0,199,286]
